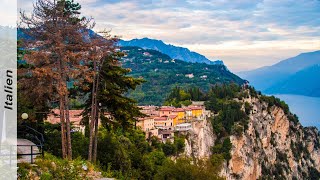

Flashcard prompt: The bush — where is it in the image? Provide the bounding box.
[18,153,101,180]
[174,136,185,154]
[211,138,232,161]
[43,123,89,159]
[162,141,177,156]
[244,102,251,115]
[154,158,223,180]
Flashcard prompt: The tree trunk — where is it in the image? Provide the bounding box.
[88,60,97,162]
[93,103,99,163]
[92,65,101,162]
[65,95,72,160]
[59,96,67,159]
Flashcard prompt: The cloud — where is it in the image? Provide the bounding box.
[18,0,320,71]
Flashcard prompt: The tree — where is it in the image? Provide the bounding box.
[19,0,94,159]
[82,48,145,162]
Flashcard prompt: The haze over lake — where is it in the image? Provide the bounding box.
[273,94,320,130]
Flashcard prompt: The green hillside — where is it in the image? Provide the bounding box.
[120,46,245,105]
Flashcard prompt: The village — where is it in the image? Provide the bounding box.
[45,101,211,142]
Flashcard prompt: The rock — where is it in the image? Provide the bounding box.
[185,95,320,179]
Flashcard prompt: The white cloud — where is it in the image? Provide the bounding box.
[17,0,320,71]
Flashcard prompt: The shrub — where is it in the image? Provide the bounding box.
[18,153,101,180]
[154,158,223,180]
[162,141,177,156]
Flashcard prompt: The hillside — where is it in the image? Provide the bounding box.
[238,50,320,97]
[181,86,320,179]
[119,37,223,65]
[120,46,244,105]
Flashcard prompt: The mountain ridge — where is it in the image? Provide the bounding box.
[238,50,320,97]
[119,37,224,65]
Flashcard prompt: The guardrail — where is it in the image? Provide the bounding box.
[17,144,44,164]
[0,144,44,165]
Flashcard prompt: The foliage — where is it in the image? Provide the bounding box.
[162,141,177,156]
[260,95,289,114]
[19,0,99,159]
[121,46,245,105]
[154,157,223,180]
[211,138,232,161]
[18,153,103,180]
[42,122,89,159]
[211,101,248,135]
[40,123,223,179]
[82,53,145,131]
[244,102,251,115]
[164,86,205,107]
[17,41,50,125]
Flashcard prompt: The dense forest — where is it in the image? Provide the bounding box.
[120,46,245,105]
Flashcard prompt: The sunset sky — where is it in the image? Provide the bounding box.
[18,0,320,72]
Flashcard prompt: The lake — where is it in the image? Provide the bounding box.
[272,94,320,130]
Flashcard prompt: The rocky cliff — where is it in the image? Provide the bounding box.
[185,95,320,180]
[184,119,216,159]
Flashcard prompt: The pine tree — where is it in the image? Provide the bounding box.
[83,51,145,162]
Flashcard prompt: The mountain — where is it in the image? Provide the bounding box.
[119,37,223,65]
[120,46,244,105]
[264,65,320,96]
[238,50,320,97]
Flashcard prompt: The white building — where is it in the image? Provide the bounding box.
[175,123,192,131]
[185,73,194,78]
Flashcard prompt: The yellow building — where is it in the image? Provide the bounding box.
[190,106,203,118]
[173,108,185,119]
[168,115,179,126]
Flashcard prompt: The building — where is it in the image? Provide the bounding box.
[189,106,204,119]
[168,115,179,126]
[184,107,193,121]
[185,73,194,78]
[159,107,174,117]
[136,117,154,132]
[45,109,85,134]
[139,105,159,116]
[200,75,207,80]
[175,123,192,131]
[154,116,173,129]
[136,104,210,141]
[143,52,152,57]
[158,129,174,142]
[172,108,186,125]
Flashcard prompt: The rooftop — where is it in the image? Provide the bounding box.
[168,115,177,119]
[154,117,168,121]
[173,108,185,112]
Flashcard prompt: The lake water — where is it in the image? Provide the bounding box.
[272,94,320,130]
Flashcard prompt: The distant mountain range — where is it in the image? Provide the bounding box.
[238,50,320,97]
[119,38,223,65]
[121,46,244,105]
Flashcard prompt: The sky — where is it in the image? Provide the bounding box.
[17,0,320,72]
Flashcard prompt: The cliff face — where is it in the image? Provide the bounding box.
[185,119,216,159]
[185,96,320,180]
